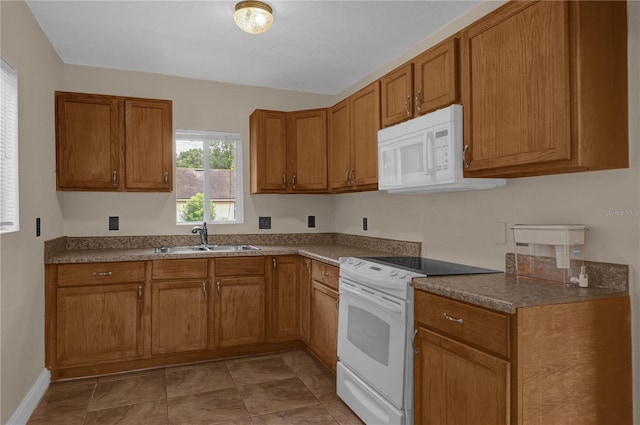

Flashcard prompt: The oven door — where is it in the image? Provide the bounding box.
[337,277,407,408]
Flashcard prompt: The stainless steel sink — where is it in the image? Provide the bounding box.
[153,244,260,253]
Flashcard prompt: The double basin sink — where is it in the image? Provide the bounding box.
[154,244,260,254]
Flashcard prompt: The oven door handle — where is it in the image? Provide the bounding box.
[340,286,403,315]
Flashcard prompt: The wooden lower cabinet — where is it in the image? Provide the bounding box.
[299,258,312,344]
[309,279,339,373]
[56,283,144,366]
[151,280,208,355]
[269,256,300,342]
[414,291,633,425]
[215,275,266,347]
[414,327,509,425]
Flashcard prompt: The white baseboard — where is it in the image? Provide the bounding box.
[7,368,50,425]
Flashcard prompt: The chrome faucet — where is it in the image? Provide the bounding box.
[191,222,208,246]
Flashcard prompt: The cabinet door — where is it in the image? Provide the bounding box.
[56,283,143,366]
[269,256,300,342]
[287,109,328,192]
[328,99,352,191]
[381,63,414,127]
[461,1,571,174]
[309,280,339,373]
[299,258,312,345]
[414,36,459,116]
[414,326,509,425]
[350,81,381,189]
[151,280,208,355]
[124,99,173,191]
[216,276,265,347]
[55,92,123,190]
[250,110,288,193]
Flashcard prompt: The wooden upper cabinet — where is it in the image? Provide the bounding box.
[124,99,172,191]
[414,37,459,116]
[381,63,414,127]
[55,91,173,192]
[350,81,380,189]
[461,0,628,178]
[328,82,380,192]
[287,109,328,192]
[381,36,459,128]
[56,92,123,190]
[328,98,352,191]
[250,109,288,193]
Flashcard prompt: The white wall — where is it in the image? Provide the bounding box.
[60,66,335,236]
[334,1,640,421]
[0,1,64,423]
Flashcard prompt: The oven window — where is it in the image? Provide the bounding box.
[347,305,390,366]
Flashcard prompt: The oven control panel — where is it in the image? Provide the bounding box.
[340,257,425,300]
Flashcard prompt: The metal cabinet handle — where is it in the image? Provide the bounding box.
[463,145,470,169]
[272,258,277,272]
[412,329,418,354]
[415,90,422,112]
[282,174,287,188]
[92,271,112,277]
[137,285,143,302]
[216,281,221,296]
[348,168,354,185]
[163,171,169,187]
[321,271,330,277]
[202,282,207,299]
[404,95,411,115]
[443,313,464,325]
[112,170,117,186]
[292,175,297,189]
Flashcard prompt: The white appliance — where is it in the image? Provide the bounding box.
[337,256,501,425]
[377,104,506,193]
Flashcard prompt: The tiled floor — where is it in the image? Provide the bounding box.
[27,350,364,425]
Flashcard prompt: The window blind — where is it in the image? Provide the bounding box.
[1,57,19,233]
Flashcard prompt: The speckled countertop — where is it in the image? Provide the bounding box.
[412,273,628,314]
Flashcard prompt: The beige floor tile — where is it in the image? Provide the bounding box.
[167,387,250,425]
[238,377,318,416]
[84,399,168,425]
[166,361,236,398]
[299,373,340,403]
[89,373,166,411]
[279,350,327,377]
[251,404,338,425]
[226,356,295,385]
[323,401,365,425]
[26,412,86,425]
[29,381,95,422]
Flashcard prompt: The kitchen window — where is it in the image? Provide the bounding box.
[1,57,19,234]
[175,129,243,225]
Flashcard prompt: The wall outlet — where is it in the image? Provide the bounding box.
[36,217,41,237]
[109,216,119,231]
[258,216,271,230]
[308,216,316,228]
[363,217,368,231]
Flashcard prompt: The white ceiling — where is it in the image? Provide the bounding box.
[25,0,479,95]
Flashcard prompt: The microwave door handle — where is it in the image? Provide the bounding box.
[426,132,436,176]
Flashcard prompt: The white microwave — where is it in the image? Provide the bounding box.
[377,104,506,193]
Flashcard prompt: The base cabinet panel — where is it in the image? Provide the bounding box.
[414,327,509,425]
[309,279,339,373]
[56,283,144,366]
[269,256,300,342]
[215,276,266,347]
[151,280,208,355]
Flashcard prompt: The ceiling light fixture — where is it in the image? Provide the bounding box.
[234,1,273,35]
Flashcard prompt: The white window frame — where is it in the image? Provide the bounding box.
[175,129,244,225]
[1,57,19,234]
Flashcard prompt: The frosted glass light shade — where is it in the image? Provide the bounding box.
[234,1,273,35]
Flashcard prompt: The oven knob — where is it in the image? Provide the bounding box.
[389,271,398,277]
[398,273,407,280]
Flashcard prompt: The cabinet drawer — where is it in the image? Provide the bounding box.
[151,259,208,280]
[58,262,146,287]
[415,291,510,358]
[215,257,265,276]
[311,261,338,291]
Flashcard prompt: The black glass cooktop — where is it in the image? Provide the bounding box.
[361,256,501,276]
